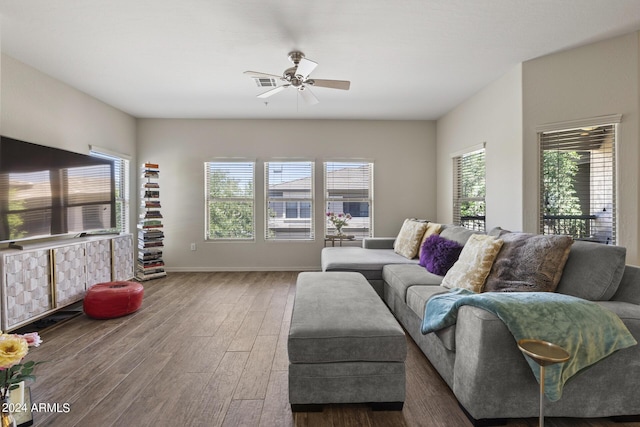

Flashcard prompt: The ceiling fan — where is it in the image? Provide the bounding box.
[244,51,350,105]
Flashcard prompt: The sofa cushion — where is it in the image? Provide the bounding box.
[406,285,456,351]
[441,234,504,293]
[322,247,417,281]
[394,219,428,259]
[383,264,444,302]
[556,240,626,301]
[484,233,573,293]
[419,234,463,276]
[439,224,483,246]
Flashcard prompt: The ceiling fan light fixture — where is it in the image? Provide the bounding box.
[245,51,350,105]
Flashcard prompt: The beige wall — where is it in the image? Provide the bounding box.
[0,54,138,235]
[522,32,640,264]
[137,119,436,270]
[436,64,523,232]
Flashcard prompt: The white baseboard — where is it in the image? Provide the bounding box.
[165,266,321,272]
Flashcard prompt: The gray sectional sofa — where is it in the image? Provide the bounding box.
[321,225,640,425]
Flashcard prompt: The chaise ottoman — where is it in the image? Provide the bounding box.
[288,271,406,411]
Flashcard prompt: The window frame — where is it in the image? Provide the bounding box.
[89,146,130,234]
[204,160,255,241]
[264,160,315,241]
[452,144,486,232]
[324,161,374,240]
[538,115,620,244]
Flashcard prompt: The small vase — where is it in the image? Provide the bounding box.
[335,226,343,236]
[1,396,16,427]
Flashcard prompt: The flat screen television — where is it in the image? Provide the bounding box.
[0,136,116,244]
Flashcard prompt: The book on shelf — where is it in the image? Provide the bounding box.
[143,201,161,208]
[143,170,159,178]
[143,162,159,169]
[138,229,164,242]
[138,254,163,262]
[143,190,160,198]
[144,182,160,188]
[142,211,163,219]
[138,223,164,229]
[137,271,167,280]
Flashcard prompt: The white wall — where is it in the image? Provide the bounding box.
[522,32,640,264]
[436,64,523,232]
[1,54,138,237]
[137,119,436,271]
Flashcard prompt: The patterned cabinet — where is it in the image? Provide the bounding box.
[86,239,112,287]
[1,250,53,331]
[0,234,134,331]
[112,234,134,281]
[53,243,87,307]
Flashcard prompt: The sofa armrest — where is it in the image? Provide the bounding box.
[362,237,396,249]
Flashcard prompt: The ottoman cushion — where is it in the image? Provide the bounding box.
[84,281,144,319]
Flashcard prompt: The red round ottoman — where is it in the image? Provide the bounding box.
[84,281,144,319]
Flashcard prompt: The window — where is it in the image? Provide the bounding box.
[324,162,373,239]
[89,147,130,233]
[539,120,617,244]
[453,147,486,231]
[265,161,314,240]
[205,161,254,240]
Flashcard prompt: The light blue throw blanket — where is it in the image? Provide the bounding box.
[421,288,637,401]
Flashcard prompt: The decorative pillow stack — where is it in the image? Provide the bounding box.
[484,233,573,293]
[419,234,463,276]
[441,234,504,293]
[394,219,429,259]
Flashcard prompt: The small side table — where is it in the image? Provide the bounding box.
[324,235,355,247]
[517,339,570,427]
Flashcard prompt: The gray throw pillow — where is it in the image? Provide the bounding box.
[484,233,573,293]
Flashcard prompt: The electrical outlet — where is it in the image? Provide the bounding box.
[190,243,197,251]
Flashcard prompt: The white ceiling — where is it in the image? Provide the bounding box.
[2,0,640,120]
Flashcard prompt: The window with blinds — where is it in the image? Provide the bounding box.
[90,149,130,233]
[539,123,616,244]
[265,161,314,240]
[453,148,486,231]
[324,162,373,239]
[205,161,255,240]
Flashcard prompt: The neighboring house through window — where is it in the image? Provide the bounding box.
[324,162,374,239]
[539,116,619,244]
[205,161,255,240]
[453,145,486,231]
[265,161,314,240]
[89,146,130,233]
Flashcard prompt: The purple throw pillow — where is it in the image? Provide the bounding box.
[419,234,463,276]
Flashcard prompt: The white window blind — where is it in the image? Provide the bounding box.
[205,161,255,240]
[90,149,130,233]
[265,161,314,240]
[539,123,616,244]
[453,148,486,231]
[324,162,373,239]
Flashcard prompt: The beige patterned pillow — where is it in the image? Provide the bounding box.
[394,219,428,259]
[418,222,442,258]
[441,234,504,293]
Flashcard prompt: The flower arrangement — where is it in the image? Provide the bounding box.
[326,212,352,235]
[0,331,43,401]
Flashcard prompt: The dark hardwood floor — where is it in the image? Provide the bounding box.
[21,272,639,426]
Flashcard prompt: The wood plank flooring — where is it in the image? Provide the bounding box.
[22,272,639,427]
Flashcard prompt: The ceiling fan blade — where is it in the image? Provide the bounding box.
[257,85,289,98]
[244,70,282,79]
[296,58,318,79]
[299,86,319,105]
[309,79,351,90]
